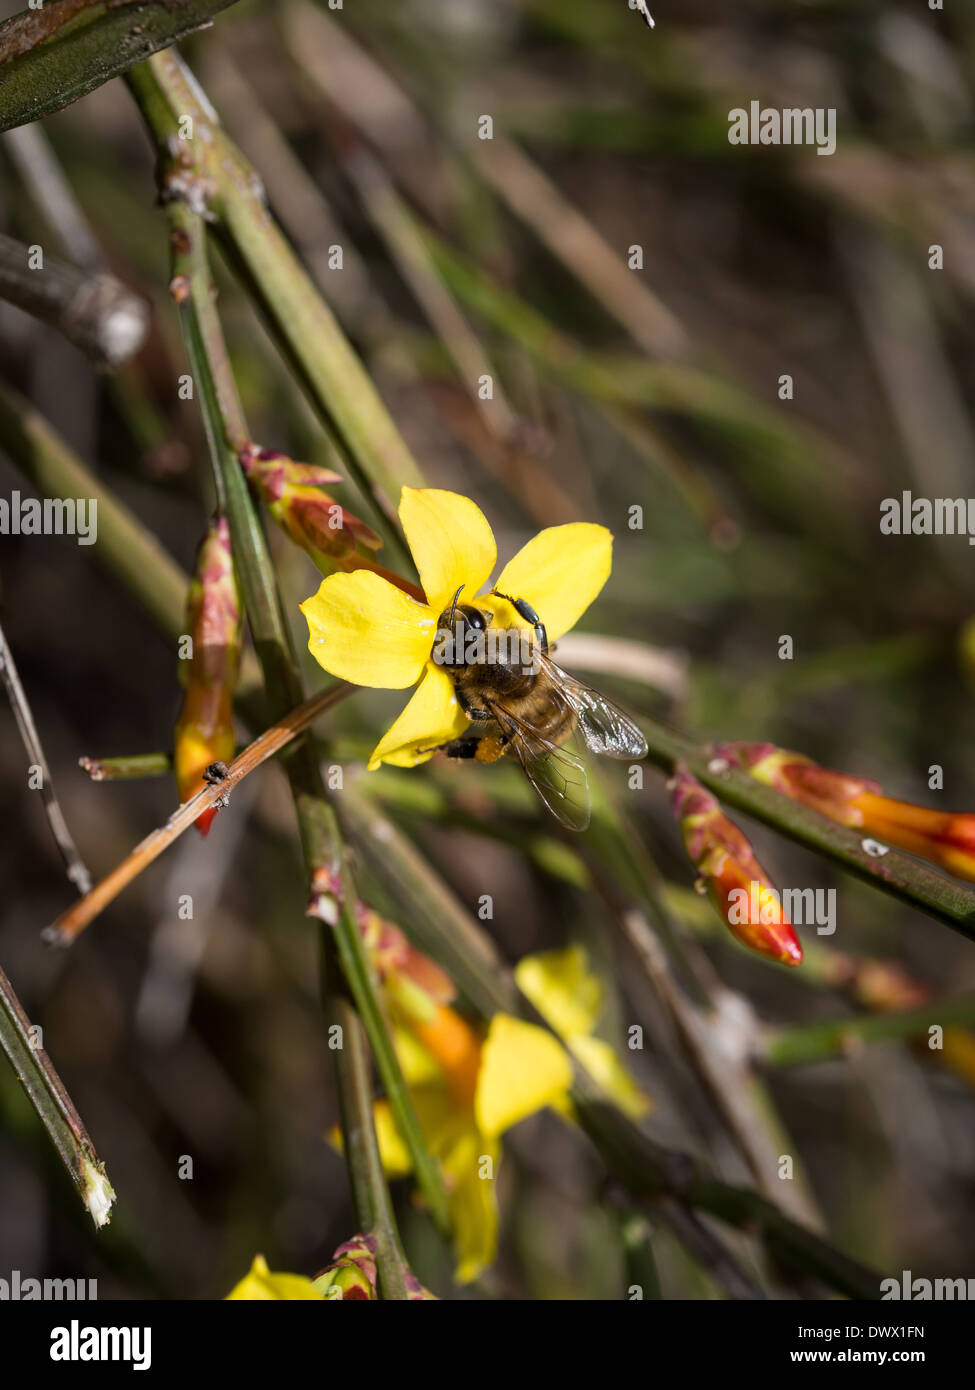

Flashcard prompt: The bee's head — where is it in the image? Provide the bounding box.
[432,586,488,668]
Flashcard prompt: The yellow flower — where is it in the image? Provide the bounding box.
[299,487,612,769]
[226,1254,323,1300]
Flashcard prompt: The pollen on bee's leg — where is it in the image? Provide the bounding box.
[474,736,508,765]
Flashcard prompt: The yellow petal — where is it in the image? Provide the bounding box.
[442,1128,501,1285]
[368,663,468,769]
[569,1035,652,1122]
[392,1026,443,1088]
[368,1099,414,1177]
[300,570,436,689]
[411,1006,483,1108]
[491,523,612,642]
[356,1088,469,1179]
[474,1014,573,1138]
[514,944,603,1039]
[226,1254,323,1300]
[399,487,497,614]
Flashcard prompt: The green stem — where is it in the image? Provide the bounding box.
[327,997,411,1301]
[0,962,115,1228]
[126,50,425,570]
[79,751,174,781]
[151,180,449,1246]
[570,1090,877,1300]
[763,994,975,1067]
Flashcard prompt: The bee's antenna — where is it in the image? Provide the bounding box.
[447,584,464,629]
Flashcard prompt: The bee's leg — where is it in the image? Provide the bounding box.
[491,590,548,656]
[442,738,482,759]
[421,730,501,758]
[418,696,496,758]
[454,687,494,722]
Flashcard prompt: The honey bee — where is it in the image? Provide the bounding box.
[428,586,648,830]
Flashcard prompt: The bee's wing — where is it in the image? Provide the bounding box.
[489,701,591,832]
[538,655,648,760]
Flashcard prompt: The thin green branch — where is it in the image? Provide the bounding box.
[0,376,272,711]
[79,751,174,781]
[762,994,975,1068]
[327,996,411,1301]
[654,1198,765,1300]
[149,179,449,1244]
[0,616,91,893]
[570,1092,877,1300]
[0,961,114,1228]
[126,49,425,569]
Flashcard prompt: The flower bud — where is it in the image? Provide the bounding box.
[672,768,802,966]
[314,1234,378,1301]
[241,446,382,566]
[174,514,241,835]
[719,742,975,883]
[715,742,878,826]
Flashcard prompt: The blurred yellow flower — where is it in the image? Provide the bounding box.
[346,930,649,1284]
[226,1254,323,1301]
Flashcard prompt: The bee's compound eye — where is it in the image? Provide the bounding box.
[459,605,487,632]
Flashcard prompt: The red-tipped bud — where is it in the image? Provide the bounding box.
[845,792,975,883]
[174,514,241,835]
[314,1234,378,1301]
[672,768,802,966]
[719,742,975,883]
[241,446,382,564]
[715,742,879,826]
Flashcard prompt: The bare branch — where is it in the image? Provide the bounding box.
[0,616,91,894]
[44,680,354,947]
[0,231,148,365]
